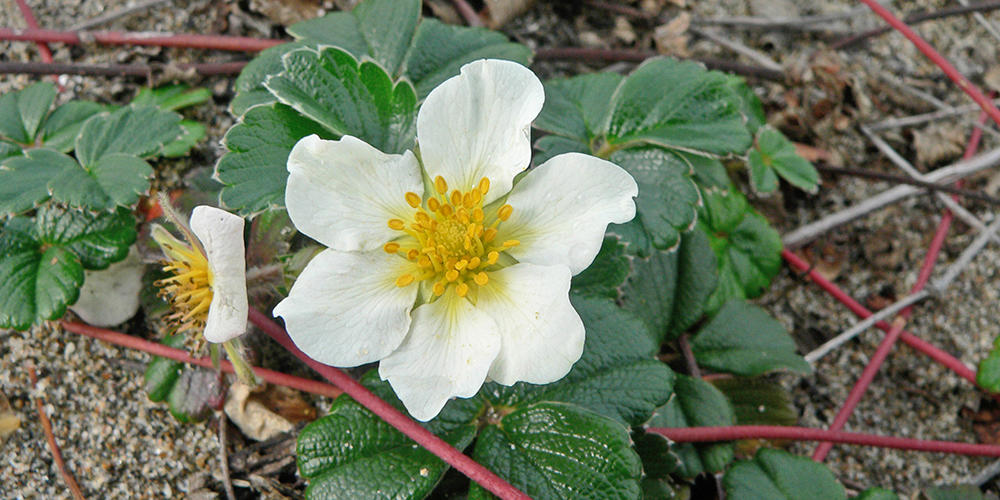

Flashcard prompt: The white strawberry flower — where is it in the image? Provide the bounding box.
[274,59,638,421]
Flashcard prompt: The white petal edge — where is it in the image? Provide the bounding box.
[190,205,248,343]
[478,263,584,386]
[378,292,500,421]
[416,59,544,204]
[274,248,419,367]
[498,152,638,275]
[69,246,143,327]
[286,134,422,251]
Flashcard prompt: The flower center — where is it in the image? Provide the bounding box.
[155,236,214,335]
[384,175,519,299]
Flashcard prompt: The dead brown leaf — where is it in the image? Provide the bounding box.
[249,0,323,26]
[249,385,318,424]
[613,16,638,45]
[0,392,20,444]
[913,124,967,167]
[653,12,690,57]
[483,0,535,29]
[225,383,296,441]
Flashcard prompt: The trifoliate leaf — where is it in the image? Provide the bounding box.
[469,402,642,500]
[0,207,135,330]
[534,72,622,145]
[402,18,532,99]
[230,41,308,116]
[696,185,782,315]
[726,75,766,136]
[75,105,183,166]
[131,84,211,111]
[606,58,752,155]
[619,229,717,343]
[571,236,630,299]
[39,101,105,152]
[649,374,735,478]
[748,126,819,193]
[288,0,421,76]
[0,81,56,145]
[691,300,810,376]
[215,103,330,214]
[513,295,675,427]
[298,395,477,500]
[264,46,418,155]
[722,448,846,500]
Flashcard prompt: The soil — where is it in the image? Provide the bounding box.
[3,0,1000,498]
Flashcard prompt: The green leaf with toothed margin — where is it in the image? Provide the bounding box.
[723,448,846,500]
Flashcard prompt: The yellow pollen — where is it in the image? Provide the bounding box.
[154,232,213,337]
[382,176,515,298]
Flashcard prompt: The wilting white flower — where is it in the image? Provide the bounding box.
[152,205,248,343]
[274,59,638,421]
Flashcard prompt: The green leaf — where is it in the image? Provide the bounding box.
[570,236,630,299]
[513,295,674,426]
[298,395,477,500]
[532,135,590,165]
[39,101,105,152]
[167,368,224,423]
[35,206,136,269]
[858,488,900,500]
[691,300,810,376]
[607,147,701,253]
[710,377,798,426]
[402,18,532,99]
[722,448,846,500]
[0,82,56,145]
[144,334,186,402]
[288,0,421,76]
[726,75,766,136]
[534,72,623,145]
[649,374,735,478]
[230,41,307,116]
[75,105,183,166]
[697,185,782,315]
[619,230,717,343]
[470,402,641,500]
[748,126,819,193]
[977,343,1000,392]
[264,46,417,154]
[215,103,330,214]
[0,140,21,161]
[0,148,152,212]
[161,121,206,158]
[922,485,986,500]
[132,84,211,111]
[606,58,752,155]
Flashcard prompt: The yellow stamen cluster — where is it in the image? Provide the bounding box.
[155,237,214,336]
[384,176,519,299]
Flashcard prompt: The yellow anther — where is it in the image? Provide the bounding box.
[388,219,405,230]
[433,282,446,296]
[502,240,520,248]
[406,249,420,260]
[463,192,474,208]
[455,260,468,271]
[474,272,489,286]
[405,192,422,208]
[456,282,469,297]
[428,198,440,212]
[440,205,453,217]
[418,255,433,268]
[483,228,497,243]
[473,208,484,222]
[468,257,481,269]
[395,274,415,287]
[471,189,482,205]
[415,211,430,224]
[451,190,462,206]
[478,177,490,194]
[435,176,448,195]
[497,204,513,221]
[487,251,499,265]
[383,242,400,254]
[445,269,459,282]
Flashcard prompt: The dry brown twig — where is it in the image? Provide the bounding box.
[28,365,86,500]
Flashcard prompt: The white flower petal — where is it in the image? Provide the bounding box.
[378,292,500,421]
[286,134,422,251]
[499,152,638,275]
[70,246,143,327]
[417,59,543,203]
[478,263,584,385]
[190,206,248,343]
[274,249,418,367]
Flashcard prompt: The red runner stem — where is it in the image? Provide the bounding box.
[0,27,283,52]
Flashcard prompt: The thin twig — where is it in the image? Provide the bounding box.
[649,425,1000,456]
[831,0,1000,49]
[805,291,930,363]
[677,334,702,379]
[782,147,1000,248]
[867,99,1000,131]
[689,7,867,31]
[218,414,236,500]
[68,0,173,31]
[451,0,484,27]
[958,0,1000,44]
[931,214,1000,292]
[584,0,653,20]
[28,366,86,500]
[875,73,1000,140]
[0,27,283,52]
[815,164,1000,206]
[0,60,247,78]
[534,47,785,81]
[689,27,783,73]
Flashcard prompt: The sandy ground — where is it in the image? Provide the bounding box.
[3,0,1000,497]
